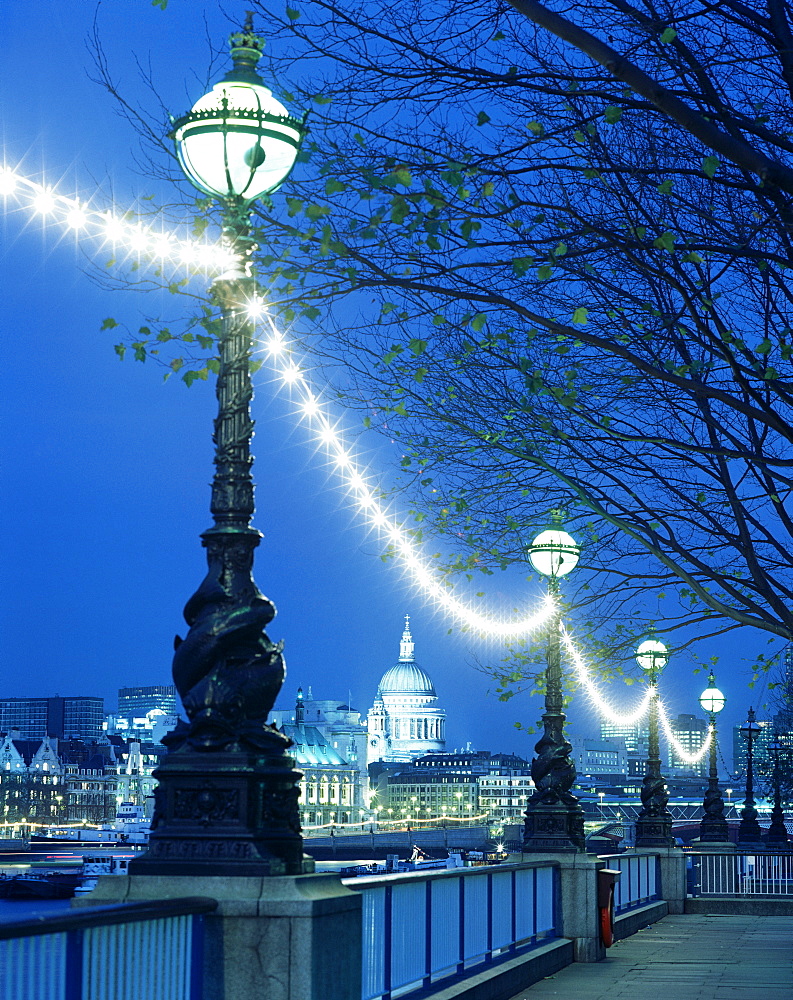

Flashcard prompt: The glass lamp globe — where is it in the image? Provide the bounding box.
[635,636,669,672]
[528,511,580,578]
[699,671,725,715]
[740,708,761,736]
[171,21,306,202]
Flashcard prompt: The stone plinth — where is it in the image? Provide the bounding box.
[519,853,606,962]
[73,872,362,1000]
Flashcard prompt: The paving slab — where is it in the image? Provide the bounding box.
[503,913,792,1000]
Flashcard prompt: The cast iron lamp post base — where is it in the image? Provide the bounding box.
[130,747,312,876]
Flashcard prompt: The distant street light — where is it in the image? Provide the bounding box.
[598,791,605,820]
[131,16,309,878]
[698,672,728,844]
[765,735,790,849]
[634,633,675,848]
[523,511,585,852]
[737,708,764,847]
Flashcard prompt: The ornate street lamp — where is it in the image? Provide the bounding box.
[697,672,728,844]
[765,735,790,849]
[131,18,310,877]
[523,511,585,852]
[737,708,764,847]
[634,632,675,848]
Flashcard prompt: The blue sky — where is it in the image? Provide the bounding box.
[0,1,777,770]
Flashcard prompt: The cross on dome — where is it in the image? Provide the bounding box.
[399,615,414,661]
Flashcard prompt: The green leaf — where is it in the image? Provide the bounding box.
[390,196,409,224]
[657,179,673,195]
[393,166,412,187]
[537,264,553,280]
[482,181,495,196]
[305,203,330,221]
[409,338,428,356]
[603,105,622,123]
[324,178,347,195]
[512,256,533,276]
[682,251,703,263]
[660,26,677,42]
[286,6,301,18]
[476,111,491,126]
[572,307,589,325]
[756,338,773,355]
[702,156,719,178]
[471,312,487,332]
[653,231,677,252]
[363,416,372,428]
[113,343,126,360]
[527,121,544,135]
[101,317,119,330]
[414,368,427,383]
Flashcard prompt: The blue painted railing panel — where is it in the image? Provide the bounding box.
[351,862,558,1000]
[599,853,661,914]
[0,898,214,1000]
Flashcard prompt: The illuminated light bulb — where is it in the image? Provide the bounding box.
[301,398,320,417]
[0,168,17,194]
[357,492,375,508]
[266,337,285,355]
[32,189,56,215]
[349,473,365,491]
[246,298,265,319]
[103,215,127,241]
[178,243,200,265]
[129,227,150,252]
[319,426,337,445]
[150,236,174,258]
[213,248,236,271]
[281,365,300,384]
[334,450,352,468]
[66,205,88,230]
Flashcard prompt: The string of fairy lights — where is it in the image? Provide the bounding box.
[0,164,712,764]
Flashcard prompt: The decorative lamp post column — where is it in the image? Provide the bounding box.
[523,511,585,852]
[131,17,310,877]
[765,735,790,848]
[634,633,675,848]
[737,708,764,847]
[698,672,728,844]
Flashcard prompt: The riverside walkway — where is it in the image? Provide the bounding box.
[505,912,793,1000]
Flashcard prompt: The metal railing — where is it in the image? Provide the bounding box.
[598,853,660,914]
[346,861,558,1000]
[0,896,217,1000]
[690,851,793,896]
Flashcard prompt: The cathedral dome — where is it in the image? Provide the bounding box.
[379,661,436,696]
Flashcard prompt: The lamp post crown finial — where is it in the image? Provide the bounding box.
[227,13,266,83]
